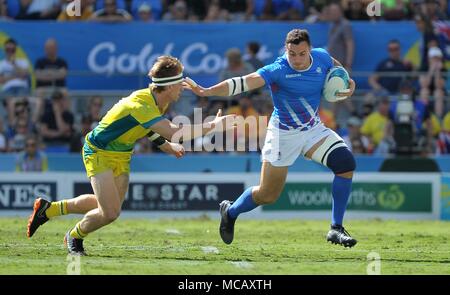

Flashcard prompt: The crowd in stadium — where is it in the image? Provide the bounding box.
[1,0,450,172]
[0,0,449,22]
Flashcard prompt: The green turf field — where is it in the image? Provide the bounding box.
[0,217,449,274]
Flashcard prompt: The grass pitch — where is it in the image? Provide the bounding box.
[0,217,449,274]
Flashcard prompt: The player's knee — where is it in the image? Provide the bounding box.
[326,147,356,174]
[102,208,121,224]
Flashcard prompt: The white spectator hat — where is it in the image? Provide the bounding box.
[428,46,443,58]
[138,3,151,12]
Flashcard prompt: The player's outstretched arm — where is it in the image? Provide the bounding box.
[146,130,185,158]
[149,109,236,143]
[158,141,185,158]
[183,72,266,98]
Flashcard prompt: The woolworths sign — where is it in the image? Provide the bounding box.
[264,182,432,212]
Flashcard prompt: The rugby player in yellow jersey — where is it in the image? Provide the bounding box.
[27,56,234,255]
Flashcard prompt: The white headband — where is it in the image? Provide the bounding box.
[151,73,184,86]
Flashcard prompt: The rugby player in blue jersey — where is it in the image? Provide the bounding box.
[185,29,357,247]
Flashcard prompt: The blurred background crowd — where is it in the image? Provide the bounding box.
[1,0,450,172]
[0,0,449,22]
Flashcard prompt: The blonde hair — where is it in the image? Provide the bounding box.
[148,55,183,92]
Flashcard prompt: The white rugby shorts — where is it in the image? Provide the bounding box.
[261,122,345,167]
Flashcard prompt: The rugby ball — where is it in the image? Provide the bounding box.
[323,66,350,102]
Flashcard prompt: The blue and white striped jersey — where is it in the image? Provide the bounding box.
[257,48,333,130]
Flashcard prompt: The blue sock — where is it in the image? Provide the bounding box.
[331,176,353,226]
[227,186,258,219]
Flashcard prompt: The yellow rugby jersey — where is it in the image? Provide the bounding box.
[86,88,164,152]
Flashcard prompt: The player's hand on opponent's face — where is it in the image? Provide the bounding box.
[183,77,207,97]
[159,142,185,158]
[336,78,356,99]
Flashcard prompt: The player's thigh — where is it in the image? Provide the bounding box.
[114,173,129,205]
[261,125,302,167]
[90,170,121,215]
[255,161,288,203]
[304,136,327,159]
[304,125,345,163]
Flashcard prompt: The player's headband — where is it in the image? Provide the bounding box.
[151,73,184,86]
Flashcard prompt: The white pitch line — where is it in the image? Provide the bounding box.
[2,244,449,255]
[230,261,253,269]
[165,229,181,235]
[201,246,219,254]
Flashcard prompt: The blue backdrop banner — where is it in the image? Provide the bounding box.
[0,21,420,90]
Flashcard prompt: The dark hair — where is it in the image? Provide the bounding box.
[285,29,311,46]
[389,39,400,45]
[14,97,29,107]
[4,38,17,47]
[81,114,93,125]
[247,42,260,55]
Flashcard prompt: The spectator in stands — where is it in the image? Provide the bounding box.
[69,114,92,153]
[132,0,163,20]
[0,38,30,98]
[428,111,442,153]
[414,14,438,72]
[162,0,189,21]
[219,0,254,21]
[15,0,61,20]
[91,0,132,22]
[437,110,450,154]
[5,97,35,140]
[361,100,375,119]
[342,0,371,21]
[319,106,337,131]
[303,0,329,22]
[58,0,94,21]
[0,118,6,152]
[8,117,30,152]
[39,90,74,149]
[204,0,229,21]
[35,38,68,95]
[0,0,10,20]
[226,95,263,151]
[419,46,446,118]
[137,2,153,21]
[327,2,356,128]
[343,116,369,154]
[260,0,304,20]
[245,41,265,71]
[15,135,48,172]
[184,0,209,20]
[416,0,447,21]
[219,48,255,99]
[85,96,104,127]
[390,79,433,154]
[380,0,410,20]
[327,2,354,72]
[369,40,413,94]
[361,97,391,153]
